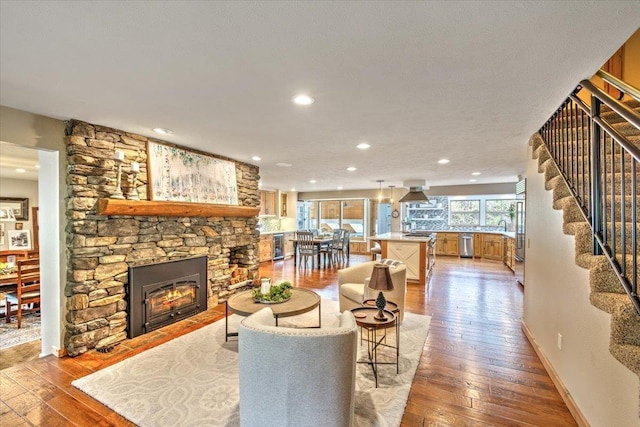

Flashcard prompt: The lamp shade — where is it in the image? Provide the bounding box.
[368,264,394,291]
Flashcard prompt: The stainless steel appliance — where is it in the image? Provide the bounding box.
[273,233,284,260]
[460,233,473,258]
[514,179,526,285]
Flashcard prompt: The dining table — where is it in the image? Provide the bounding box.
[290,236,333,268]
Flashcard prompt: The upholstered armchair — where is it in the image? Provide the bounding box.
[238,307,358,427]
[338,260,407,323]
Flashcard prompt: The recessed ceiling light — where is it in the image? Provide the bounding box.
[346,166,357,172]
[290,188,296,192]
[276,162,292,167]
[251,156,261,161]
[356,143,370,150]
[471,172,481,176]
[35,164,40,169]
[337,186,343,190]
[309,179,317,184]
[292,94,314,106]
[153,127,173,135]
[437,159,450,164]
[15,168,26,173]
[469,179,477,182]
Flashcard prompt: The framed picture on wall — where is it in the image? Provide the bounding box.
[0,223,4,244]
[0,197,29,221]
[147,141,239,205]
[8,230,31,250]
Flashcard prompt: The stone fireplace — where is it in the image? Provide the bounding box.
[64,120,261,356]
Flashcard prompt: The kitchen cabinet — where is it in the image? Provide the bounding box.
[284,232,295,257]
[259,190,277,216]
[473,233,483,258]
[386,241,422,282]
[259,234,273,262]
[482,234,503,261]
[504,237,515,271]
[349,240,367,255]
[280,193,288,217]
[436,232,459,256]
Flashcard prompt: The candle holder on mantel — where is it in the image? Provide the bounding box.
[126,161,140,200]
[110,152,125,199]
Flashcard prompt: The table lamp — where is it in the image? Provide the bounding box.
[368,264,394,320]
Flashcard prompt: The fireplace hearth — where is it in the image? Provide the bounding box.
[127,256,208,338]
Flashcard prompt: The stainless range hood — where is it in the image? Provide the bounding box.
[398,187,429,203]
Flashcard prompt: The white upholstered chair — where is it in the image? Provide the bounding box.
[238,307,358,427]
[338,260,407,323]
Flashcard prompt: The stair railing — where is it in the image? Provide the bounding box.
[539,70,640,314]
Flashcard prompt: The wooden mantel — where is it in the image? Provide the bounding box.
[97,198,260,218]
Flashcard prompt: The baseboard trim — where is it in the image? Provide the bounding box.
[521,320,590,427]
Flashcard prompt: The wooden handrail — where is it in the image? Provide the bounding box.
[97,198,260,218]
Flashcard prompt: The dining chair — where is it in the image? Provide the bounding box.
[296,231,318,269]
[336,229,351,264]
[320,229,341,267]
[5,258,41,328]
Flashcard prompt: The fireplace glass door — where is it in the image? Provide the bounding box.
[144,274,200,332]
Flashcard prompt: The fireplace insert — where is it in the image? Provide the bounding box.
[127,256,208,338]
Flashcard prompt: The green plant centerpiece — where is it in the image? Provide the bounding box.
[252,281,293,303]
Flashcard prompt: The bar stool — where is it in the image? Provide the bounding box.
[371,243,382,261]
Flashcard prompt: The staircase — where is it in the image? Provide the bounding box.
[534,73,640,380]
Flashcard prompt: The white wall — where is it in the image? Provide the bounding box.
[523,145,639,426]
[0,105,66,356]
[0,177,38,250]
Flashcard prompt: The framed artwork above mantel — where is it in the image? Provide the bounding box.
[147,141,239,205]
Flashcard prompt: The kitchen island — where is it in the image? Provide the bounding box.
[370,232,436,287]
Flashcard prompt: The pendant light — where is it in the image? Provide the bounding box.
[388,185,395,204]
[376,180,384,202]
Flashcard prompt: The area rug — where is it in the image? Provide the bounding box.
[72,300,431,427]
[0,312,41,350]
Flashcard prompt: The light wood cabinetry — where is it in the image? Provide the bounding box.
[259,190,277,216]
[504,237,515,271]
[349,240,367,255]
[436,232,459,256]
[473,233,483,258]
[482,234,503,261]
[259,234,273,262]
[284,232,295,257]
[280,193,288,217]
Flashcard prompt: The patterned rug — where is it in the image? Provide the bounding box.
[0,312,41,350]
[72,300,431,427]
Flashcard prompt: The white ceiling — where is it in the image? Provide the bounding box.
[1,1,639,191]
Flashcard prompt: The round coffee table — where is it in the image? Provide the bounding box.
[225,288,321,340]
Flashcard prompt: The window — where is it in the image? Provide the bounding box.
[342,200,365,238]
[302,199,366,238]
[485,199,516,226]
[319,201,341,233]
[449,200,480,226]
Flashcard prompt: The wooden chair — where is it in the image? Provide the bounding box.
[296,231,318,269]
[5,258,41,328]
[335,229,351,263]
[320,229,341,267]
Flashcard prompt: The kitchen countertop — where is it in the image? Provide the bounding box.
[259,230,295,235]
[372,231,515,241]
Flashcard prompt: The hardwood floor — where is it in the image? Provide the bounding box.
[0,255,576,426]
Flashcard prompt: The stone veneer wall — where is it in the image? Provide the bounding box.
[64,120,260,356]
